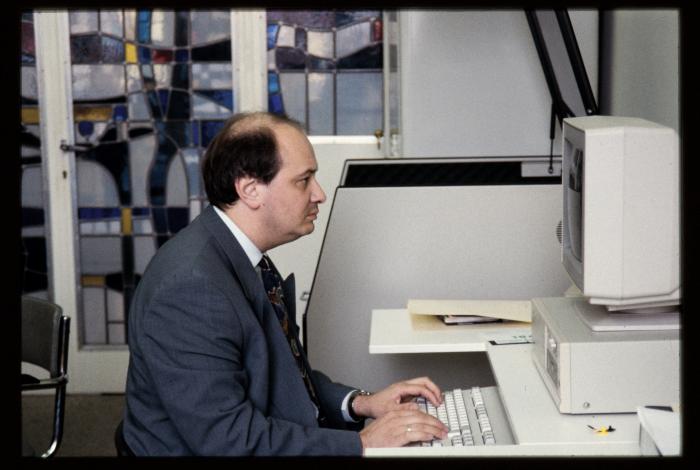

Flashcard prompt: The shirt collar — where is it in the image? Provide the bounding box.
[213,205,263,268]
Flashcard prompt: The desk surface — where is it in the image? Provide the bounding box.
[366,309,641,456]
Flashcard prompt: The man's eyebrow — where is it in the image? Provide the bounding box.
[295,168,318,178]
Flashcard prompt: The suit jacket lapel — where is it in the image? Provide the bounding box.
[199,205,267,323]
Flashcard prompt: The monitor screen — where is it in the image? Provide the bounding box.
[566,147,583,263]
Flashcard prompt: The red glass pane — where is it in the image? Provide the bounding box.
[22,21,35,57]
[372,19,382,43]
[152,49,173,63]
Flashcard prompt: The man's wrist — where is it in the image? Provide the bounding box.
[348,389,372,421]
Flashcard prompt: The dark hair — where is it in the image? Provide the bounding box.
[201,112,304,208]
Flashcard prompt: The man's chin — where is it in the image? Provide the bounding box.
[302,222,315,235]
[286,223,315,242]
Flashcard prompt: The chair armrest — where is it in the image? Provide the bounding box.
[21,374,67,391]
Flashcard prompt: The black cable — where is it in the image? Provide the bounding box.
[548,101,556,174]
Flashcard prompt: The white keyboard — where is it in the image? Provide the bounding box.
[411,386,514,447]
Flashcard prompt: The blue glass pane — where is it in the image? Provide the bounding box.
[269,93,284,115]
[78,121,95,136]
[137,10,151,43]
[268,72,280,94]
[132,207,150,216]
[192,121,200,146]
[138,46,151,63]
[158,89,170,115]
[101,36,125,62]
[201,120,225,147]
[197,90,233,110]
[113,105,128,122]
[79,207,121,219]
[175,48,189,62]
[267,24,279,49]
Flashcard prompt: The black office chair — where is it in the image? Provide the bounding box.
[21,295,70,458]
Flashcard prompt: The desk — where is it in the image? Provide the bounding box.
[366,309,641,456]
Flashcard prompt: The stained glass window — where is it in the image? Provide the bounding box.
[24,9,385,349]
[266,10,383,135]
[21,12,49,301]
[68,9,233,346]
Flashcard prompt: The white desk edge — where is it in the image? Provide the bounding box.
[366,309,642,457]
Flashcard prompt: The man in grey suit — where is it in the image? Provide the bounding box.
[122,112,448,456]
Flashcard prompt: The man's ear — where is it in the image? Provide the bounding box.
[235,176,263,209]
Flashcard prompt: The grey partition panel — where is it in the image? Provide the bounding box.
[305,184,570,392]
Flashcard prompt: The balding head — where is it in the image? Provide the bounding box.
[201,112,305,209]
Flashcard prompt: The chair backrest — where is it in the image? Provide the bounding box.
[22,296,64,378]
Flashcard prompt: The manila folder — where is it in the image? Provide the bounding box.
[407,299,532,323]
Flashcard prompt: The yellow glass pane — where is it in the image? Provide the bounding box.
[74,106,112,121]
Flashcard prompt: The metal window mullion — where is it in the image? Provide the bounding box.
[382,10,391,156]
[34,11,81,348]
[231,9,267,113]
[333,26,337,135]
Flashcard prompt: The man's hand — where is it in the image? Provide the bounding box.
[358,409,448,450]
[351,376,443,420]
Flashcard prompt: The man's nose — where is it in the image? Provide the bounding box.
[311,178,327,204]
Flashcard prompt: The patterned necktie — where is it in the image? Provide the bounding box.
[259,255,323,420]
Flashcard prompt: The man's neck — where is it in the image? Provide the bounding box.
[223,204,271,253]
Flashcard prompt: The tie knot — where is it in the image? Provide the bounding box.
[259,255,272,271]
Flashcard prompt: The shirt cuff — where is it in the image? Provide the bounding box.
[341,390,360,423]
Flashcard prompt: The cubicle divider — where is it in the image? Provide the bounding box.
[304,157,571,392]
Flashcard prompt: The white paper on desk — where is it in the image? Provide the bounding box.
[636,406,681,456]
[407,299,532,323]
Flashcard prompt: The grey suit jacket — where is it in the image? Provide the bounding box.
[123,205,363,456]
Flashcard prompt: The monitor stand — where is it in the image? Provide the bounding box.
[574,302,680,332]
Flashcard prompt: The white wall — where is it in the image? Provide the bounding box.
[599,9,679,131]
[398,10,599,157]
